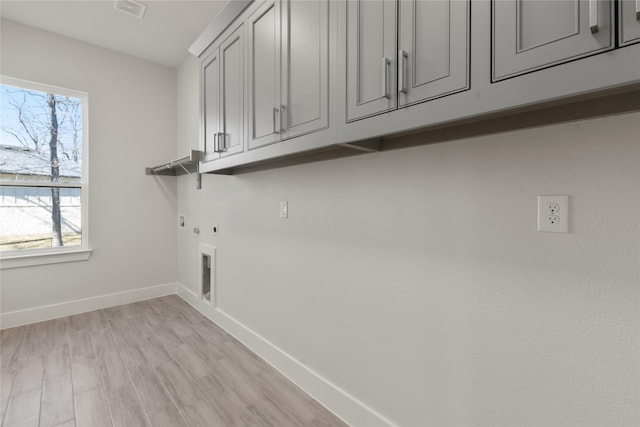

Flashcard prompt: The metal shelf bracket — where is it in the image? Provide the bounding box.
[145,150,202,189]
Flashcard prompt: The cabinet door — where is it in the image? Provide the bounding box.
[220,25,245,158]
[346,0,397,122]
[247,0,281,150]
[202,50,220,161]
[398,0,469,108]
[493,0,614,81]
[619,0,640,46]
[280,0,330,139]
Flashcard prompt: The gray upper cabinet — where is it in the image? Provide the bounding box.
[201,50,220,162]
[493,0,615,81]
[247,0,281,150]
[619,0,640,46]
[280,0,330,139]
[397,0,469,108]
[219,25,245,158]
[346,0,469,122]
[195,0,638,173]
[247,0,329,146]
[346,0,397,122]
[201,24,245,161]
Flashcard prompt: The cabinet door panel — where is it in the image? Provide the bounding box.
[493,0,614,81]
[518,1,579,50]
[247,1,281,150]
[619,0,640,46]
[220,25,245,157]
[398,0,469,108]
[281,0,329,139]
[346,0,397,121]
[202,51,220,161]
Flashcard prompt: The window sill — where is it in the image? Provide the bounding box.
[0,248,92,270]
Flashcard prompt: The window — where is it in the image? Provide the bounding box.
[0,76,90,268]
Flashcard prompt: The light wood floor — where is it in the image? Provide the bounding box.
[0,295,347,427]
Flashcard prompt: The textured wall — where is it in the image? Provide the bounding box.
[0,19,177,312]
[177,54,639,427]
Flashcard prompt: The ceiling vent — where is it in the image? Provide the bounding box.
[113,0,147,19]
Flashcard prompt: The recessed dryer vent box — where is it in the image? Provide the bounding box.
[199,244,216,306]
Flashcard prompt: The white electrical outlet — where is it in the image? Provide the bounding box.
[178,215,186,228]
[279,201,288,219]
[538,195,569,233]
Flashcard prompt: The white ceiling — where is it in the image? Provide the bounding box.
[0,0,228,68]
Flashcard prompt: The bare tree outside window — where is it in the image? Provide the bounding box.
[0,81,85,251]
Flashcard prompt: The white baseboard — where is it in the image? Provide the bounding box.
[2,280,393,425]
[176,282,395,427]
[0,282,177,329]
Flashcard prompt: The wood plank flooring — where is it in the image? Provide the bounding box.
[0,295,347,427]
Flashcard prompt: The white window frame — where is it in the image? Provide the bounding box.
[0,76,91,269]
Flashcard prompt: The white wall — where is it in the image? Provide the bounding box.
[0,20,177,318]
[177,56,639,426]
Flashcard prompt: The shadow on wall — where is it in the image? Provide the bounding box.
[228,88,640,176]
[384,88,640,151]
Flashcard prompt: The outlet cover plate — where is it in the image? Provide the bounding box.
[538,195,569,233]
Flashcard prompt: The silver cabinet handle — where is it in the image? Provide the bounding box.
[220,133,227,151]
[589,0,598,33]
[280,105,287,131]
[382,57,391,99]
[636,0,640,20]
[214,132,226,152]
[273,107,280,134]
[398,50,408,94]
